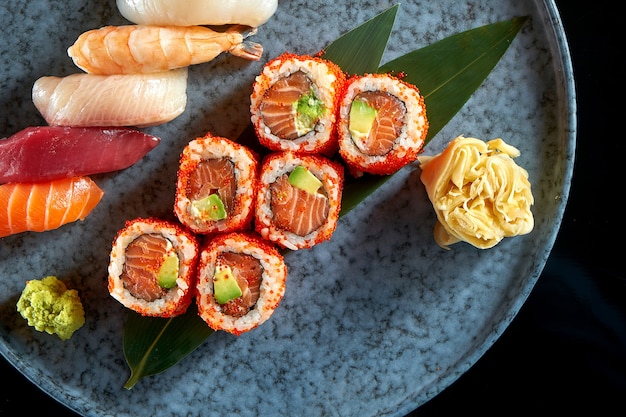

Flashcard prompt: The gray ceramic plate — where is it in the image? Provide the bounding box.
[0,1,575,416]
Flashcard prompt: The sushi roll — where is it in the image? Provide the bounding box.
[337,73,429,175]
[196,232,287,336]
[174,132,259,234]
[108,217,199,317]
[250,53,346,155]
[254,151,344,250]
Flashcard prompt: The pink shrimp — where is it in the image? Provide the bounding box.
[68,24,263,75]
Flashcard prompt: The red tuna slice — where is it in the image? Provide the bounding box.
[0,126,160,184]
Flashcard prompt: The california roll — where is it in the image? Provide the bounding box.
[250,53,345,155]
[174,132,259,234]
[196,232,287,336]
[108,217,199,317]
[337,73,428,175]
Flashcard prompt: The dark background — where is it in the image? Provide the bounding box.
[1,1,624,415]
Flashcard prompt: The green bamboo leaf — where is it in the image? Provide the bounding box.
[379,16,529,143]
[322,4,398,74]
[340,16,528,216]
[123,304,214,389]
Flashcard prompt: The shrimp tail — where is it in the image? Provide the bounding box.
[225,25,263,60]
[229,41,263,61]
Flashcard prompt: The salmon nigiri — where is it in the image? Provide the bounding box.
[0,176,104,238]
[32,69,188,128]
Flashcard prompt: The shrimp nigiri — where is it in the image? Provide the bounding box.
[116,0,278,27]
[0,176,104,238]
[32,68,188,128]
[68,25,263,75]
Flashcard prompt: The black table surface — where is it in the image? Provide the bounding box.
[2,1,624,415]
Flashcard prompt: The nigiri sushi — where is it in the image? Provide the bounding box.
[174,132,259,235]
[250,53,346,155]
[108,217,199,317]
[0,176,104,238]
[0,126,160,184]
[195,232,287,336]
[116,0,278,27]
[68,25,263,75]
[254,151,344,250]
[337,73,428,175]
[32,68,188,128]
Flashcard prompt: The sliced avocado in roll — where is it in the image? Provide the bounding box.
[349,98,378,141]
[192,193,227,221]
[294,89,326,136]
[157,253,180,289]
[289,165,323,194]
[213,265,243,304]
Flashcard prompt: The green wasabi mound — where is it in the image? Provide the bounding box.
[17,276,85,341]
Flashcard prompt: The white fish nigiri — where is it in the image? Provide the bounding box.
[32,69,188,128]
[116,0,278,27]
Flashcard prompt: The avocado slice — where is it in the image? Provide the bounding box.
[213,265,242,304]
[349,98,378,141]
[157,253,179,289]
[288,165,323,194]
[294,89,326,136]
[192,193,227,221]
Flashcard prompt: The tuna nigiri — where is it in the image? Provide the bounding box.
[116,0,278,27]
[0,176,104,238]
[32,68,188,128]
[0,126,160,184]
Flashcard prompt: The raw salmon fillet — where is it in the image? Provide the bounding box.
[0,176,104,238]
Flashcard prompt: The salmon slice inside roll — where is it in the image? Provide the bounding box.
[349,91,407,156]
[186,158,237,219]
[121,233,178,302]
[215,252,263,317]
[260,71,325,140]
[269,173,330,236]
